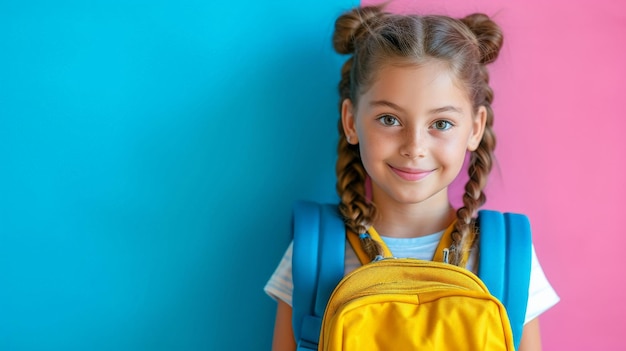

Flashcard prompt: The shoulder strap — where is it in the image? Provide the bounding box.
[478,210,532,351]
[292,201,345,351]
[346,226,393,265]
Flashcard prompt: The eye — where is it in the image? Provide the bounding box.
[432,120,453,131]
[377,115,401,126]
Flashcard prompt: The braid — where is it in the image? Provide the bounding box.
[335,119,382,261]
[334,6,387,261]
[447,13,502,267]
[450,65,496,267]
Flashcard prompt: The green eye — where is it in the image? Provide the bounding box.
[432,120,453,130]
[378,115,400,126]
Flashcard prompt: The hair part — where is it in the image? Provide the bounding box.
[333,5,503,266]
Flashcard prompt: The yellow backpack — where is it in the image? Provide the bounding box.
[292,201,532,351]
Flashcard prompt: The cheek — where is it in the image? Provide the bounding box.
[448,129,471,148]
[357,134,388,172]
[358,139,377,167]
[436,138,469,164]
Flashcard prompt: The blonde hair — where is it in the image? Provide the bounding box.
[333,5,503,266]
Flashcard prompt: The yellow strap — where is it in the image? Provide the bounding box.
[347,227,393,265]
[432,223,455,262]
[347,221,469,265]
[346,231,369,265]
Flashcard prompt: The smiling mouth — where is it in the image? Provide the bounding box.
[389,165,434,181]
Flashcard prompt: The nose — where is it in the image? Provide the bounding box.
[400,126,426,159]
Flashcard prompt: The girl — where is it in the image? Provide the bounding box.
[265,5,559,351]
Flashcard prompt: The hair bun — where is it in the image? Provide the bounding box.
[333,5,386,55]
[461,13,503,64]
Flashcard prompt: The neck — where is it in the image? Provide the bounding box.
[372,192,457,238]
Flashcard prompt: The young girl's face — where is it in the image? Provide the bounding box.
[342,61,486,210]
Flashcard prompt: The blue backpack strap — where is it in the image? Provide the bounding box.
[478,210,532,350]
[314,204,346,316]
[292,201,320,350]
[292,201,345,351]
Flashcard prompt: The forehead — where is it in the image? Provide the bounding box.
[358,61,472,111]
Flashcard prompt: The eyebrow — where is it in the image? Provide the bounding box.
[428,106,464,115]
[369,100,464,115]
[370,100,407,113]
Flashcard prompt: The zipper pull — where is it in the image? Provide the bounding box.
[442,248,450,264]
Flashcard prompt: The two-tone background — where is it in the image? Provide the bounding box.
[2,0,624,349]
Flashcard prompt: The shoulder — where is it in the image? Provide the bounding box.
[264,242,294,307]
[525,245,560,323]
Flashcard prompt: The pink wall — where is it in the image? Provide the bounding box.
[362,0,626,350]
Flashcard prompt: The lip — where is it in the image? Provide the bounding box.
[389,165,434,181]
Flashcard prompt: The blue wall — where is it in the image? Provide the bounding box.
[0,0,355,349]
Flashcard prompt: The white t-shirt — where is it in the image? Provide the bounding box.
[264,230,560,324]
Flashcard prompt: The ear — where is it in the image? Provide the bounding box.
[467,106,487,151]
[341,99,358,144]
